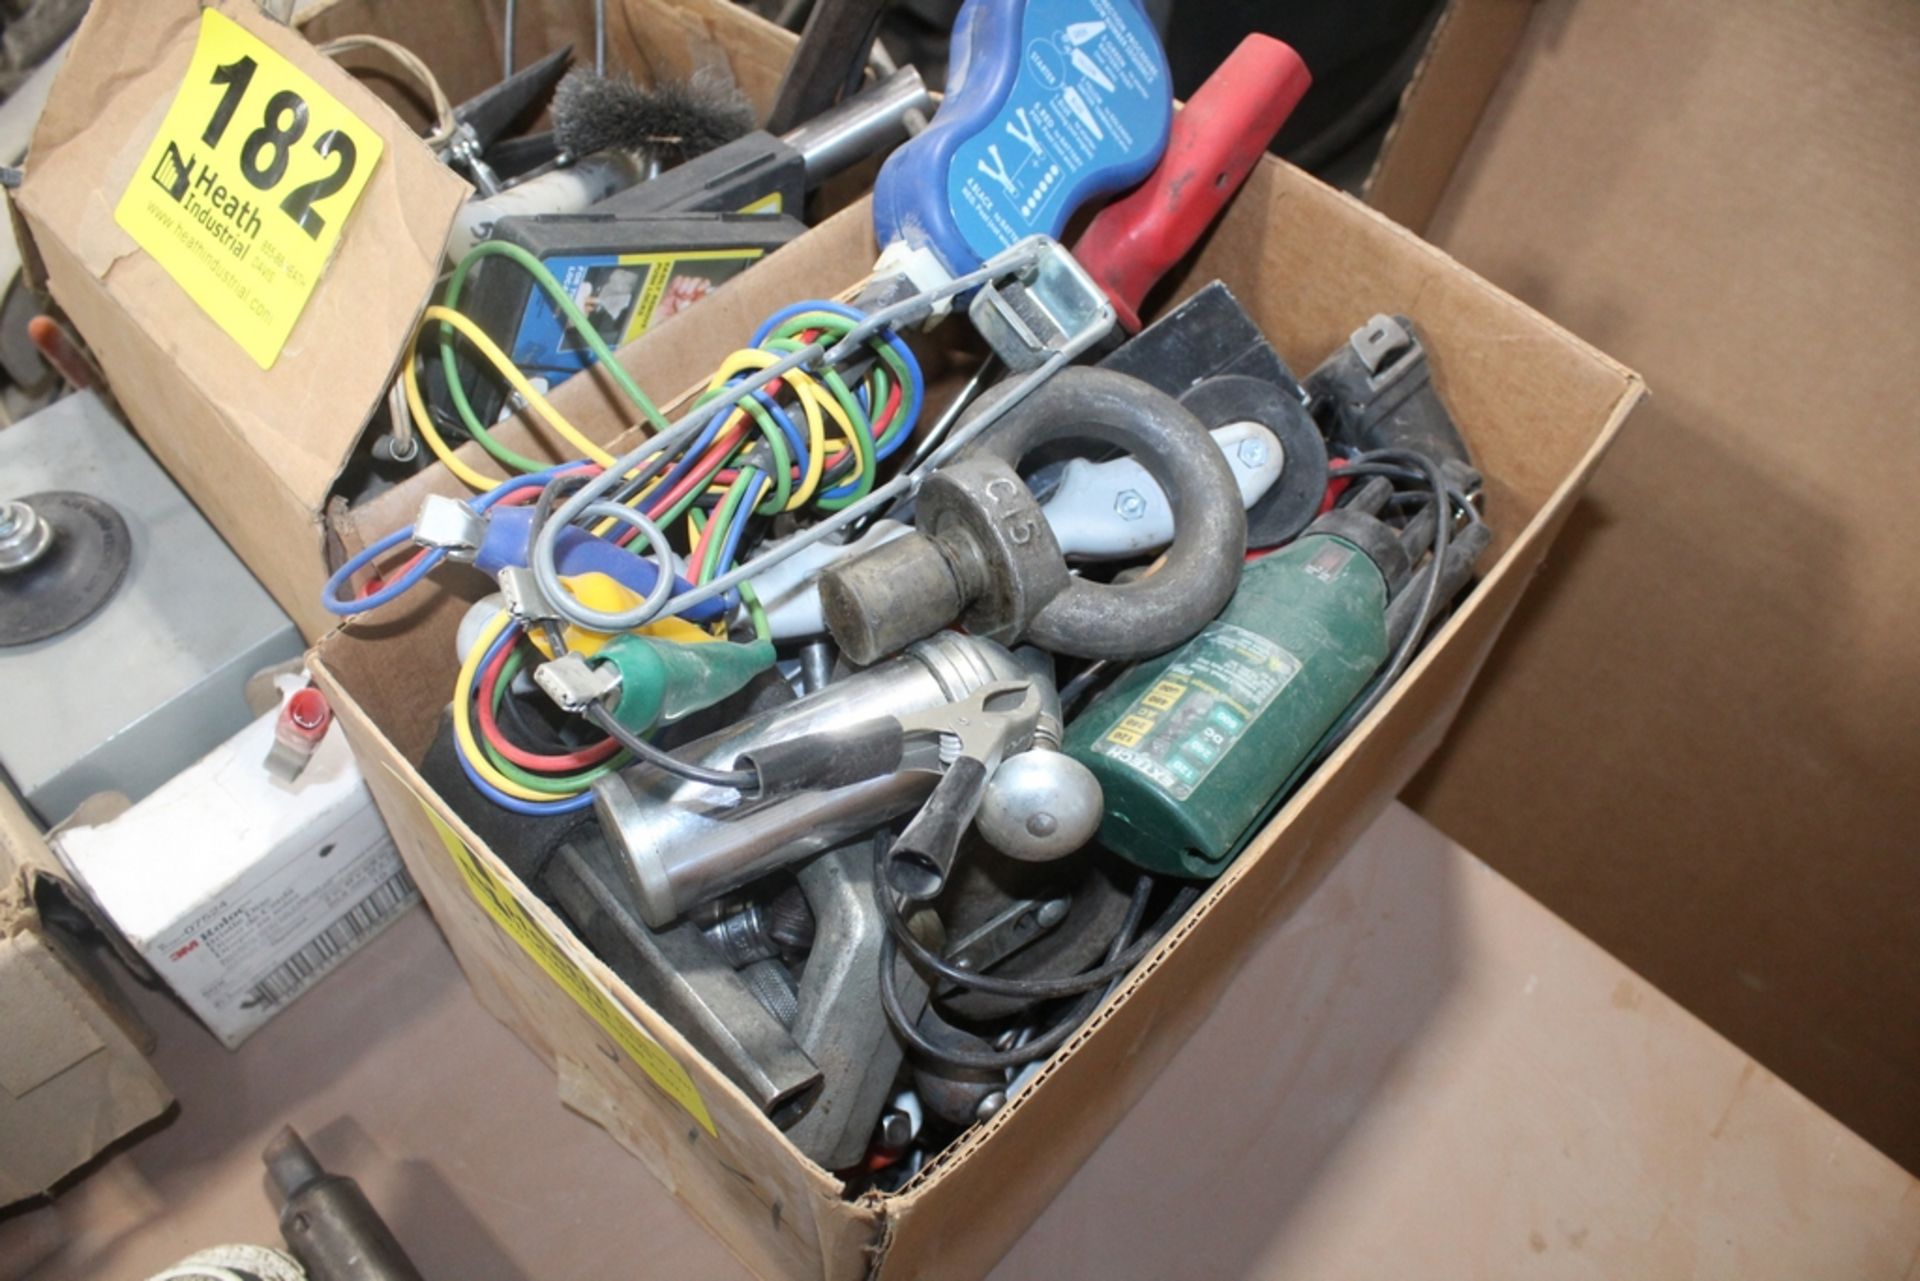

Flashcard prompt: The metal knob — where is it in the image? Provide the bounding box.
[976,749,1104,862]
[0,500,53,572]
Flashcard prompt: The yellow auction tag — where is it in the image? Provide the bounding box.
[114,9,383,369]
[394,776,716,1135]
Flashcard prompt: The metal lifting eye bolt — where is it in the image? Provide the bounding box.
[819,367,1247,664]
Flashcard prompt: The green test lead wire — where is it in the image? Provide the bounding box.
[438,240,673,472]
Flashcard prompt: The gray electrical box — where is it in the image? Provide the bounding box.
[0,392,303,824]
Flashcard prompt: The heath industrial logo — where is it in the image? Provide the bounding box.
[115,9,382,368]
[151,141,266,263]
[152,140,193,201]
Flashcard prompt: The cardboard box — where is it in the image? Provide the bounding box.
[309,152,1643,1278]
[0,789,172,1207]
[54,676,415,1048]
[1362,0,1533,235]
[10,0,803,643]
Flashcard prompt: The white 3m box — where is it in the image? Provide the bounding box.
[56,680,416,1047]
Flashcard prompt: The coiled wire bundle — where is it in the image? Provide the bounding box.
[327,242,929,811]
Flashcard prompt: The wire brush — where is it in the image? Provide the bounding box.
[552,67,754,164]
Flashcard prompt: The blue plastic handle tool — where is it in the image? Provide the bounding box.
[474,504,732,624]
[872,0,1173,278]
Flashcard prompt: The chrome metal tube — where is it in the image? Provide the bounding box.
[445,150,648,260]
[783,66,933,188]
[593,633,1053,928]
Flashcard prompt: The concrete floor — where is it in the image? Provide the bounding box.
[4,803,1913,1280]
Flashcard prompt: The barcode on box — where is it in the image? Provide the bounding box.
[243,868,418,1009]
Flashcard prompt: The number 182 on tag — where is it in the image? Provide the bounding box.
[115,9,384,369]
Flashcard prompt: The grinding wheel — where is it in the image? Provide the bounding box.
[0,492,131,647]
[1180,375,1330,548]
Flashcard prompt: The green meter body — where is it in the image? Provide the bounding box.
[1064,531,1390,878]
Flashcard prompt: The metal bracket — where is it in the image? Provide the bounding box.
[533,651,621,713]
[945,895,1071,976]
[497,565,560,624]
[968,236,1115,371]
[412,494,487,561]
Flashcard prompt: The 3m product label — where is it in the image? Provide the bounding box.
[114,9,384,368]
[510,248,767,377]
[1092,621,1300,800]
[397,778,715,1134]
[151,803,411,1047]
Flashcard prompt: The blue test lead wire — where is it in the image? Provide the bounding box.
[322,525,445,616]
[751,299,928,457]
[321,460,619,617]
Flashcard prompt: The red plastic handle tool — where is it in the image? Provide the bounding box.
[1074,34,1311,332]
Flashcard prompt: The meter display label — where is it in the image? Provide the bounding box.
[114,9,383,369]
[509,247,769,377]
[1092,621,1300,800]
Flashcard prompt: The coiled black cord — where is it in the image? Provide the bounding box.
[876,870,1161,1072]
